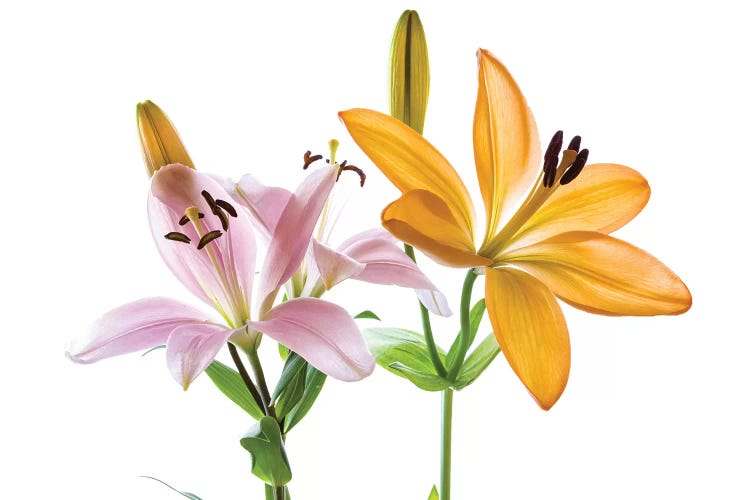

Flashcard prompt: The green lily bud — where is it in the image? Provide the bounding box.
[136,100,194,177]
[389,10,430,133]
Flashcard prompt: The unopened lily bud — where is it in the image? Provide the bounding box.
[136,100,194,177]
[389,10,430,134]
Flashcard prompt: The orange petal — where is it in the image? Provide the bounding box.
[382,190,491,268]
[506,163,651,251]
[339,108,476,236]
[486,267,570,410]
[504,232,692,316]
[474,49,541,242]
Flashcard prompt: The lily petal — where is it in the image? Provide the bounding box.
[486,267,570,410]
[505,231,692,316]
[148,164,256,326]
[248,298,375,381]
[337,228,452,316]
[339,108,476,236]
[67,297,210,364]
[312,238,366,290]
[257,167,338,313]
[506,164,651,251]
[382,190,492,268]
[166,322,239,390]
[229,174,294,242]
[474,49,541,240]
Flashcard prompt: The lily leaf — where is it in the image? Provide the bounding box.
[428,485,439,500]
[453,333,501,390]
[354,310,381,320]
[364,327,450,391]
[446,299,486,371]
[272,353,307,402]
[205,360,264,420]
[283,365,326,433]
[140,476,203,500]
[240,416,292,487]
[274,358,308,420]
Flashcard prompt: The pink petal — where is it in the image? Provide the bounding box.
[228,174,294,241]
[257,167,337,313]
[67,297,210,364]
[166,323,240,389]
[338,229,452,316]
[248,298,375,381]
[148,164,256,326]
[311,239,366,290]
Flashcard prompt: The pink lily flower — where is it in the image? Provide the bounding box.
[67,163,375,388]
[221,147,450,315]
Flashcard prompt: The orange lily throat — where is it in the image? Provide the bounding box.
[303,149,367,187]
[481,131,590,258]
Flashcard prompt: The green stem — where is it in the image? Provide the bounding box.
[404,244,446,377]
[273,485,286,500]
[246,349,276,419]
[446,269,479,381]
[227,343,266,414]
[441,388,453,500]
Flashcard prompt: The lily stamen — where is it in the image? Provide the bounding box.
[336,162,366,187]
[179,212,204,226]
[164,231,191,244]
[197,230,223,250]
[303,150,324,170]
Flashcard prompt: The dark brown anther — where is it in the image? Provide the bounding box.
[560,148,589,185]
[197,230,223,250]
[215,199,237,217]
[215,209,229,231]
[545,130,564,160]
[201,190,218,211]
[337,164,367,187]
[303,150,323,170]
[568,135,581,152]
[542,155,558,188]
[164,232,191,244]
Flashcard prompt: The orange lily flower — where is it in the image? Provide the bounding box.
[339,49,691,410]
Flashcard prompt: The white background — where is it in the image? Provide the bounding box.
[2,0,748,498]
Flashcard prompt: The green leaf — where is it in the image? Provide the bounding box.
[283,365,326,433]
[140,344,165,357]
[140,476,203,500]
[428,485,439,500]
[354,310,381,321]
[278,343,289,360]
[446,299,486,371]
[364,327,450,391]
[389,362,451,391]
[205,360,264,420]
[272,353,307,401]
[240,416,293,487]
[274,357,308,420]
[453,333,501,390]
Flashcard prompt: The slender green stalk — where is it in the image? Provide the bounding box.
[441,389,454,500]
[227,343,266,414]
[246,349,275,416]
[404,244,446,377]
[446,269,479,381]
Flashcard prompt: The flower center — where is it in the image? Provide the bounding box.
[162,191,248,326]
[481,130,590,258]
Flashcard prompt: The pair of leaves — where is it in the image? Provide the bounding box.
[271,352,327,432]
[240,416,292,487]
[364,299,499,391]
